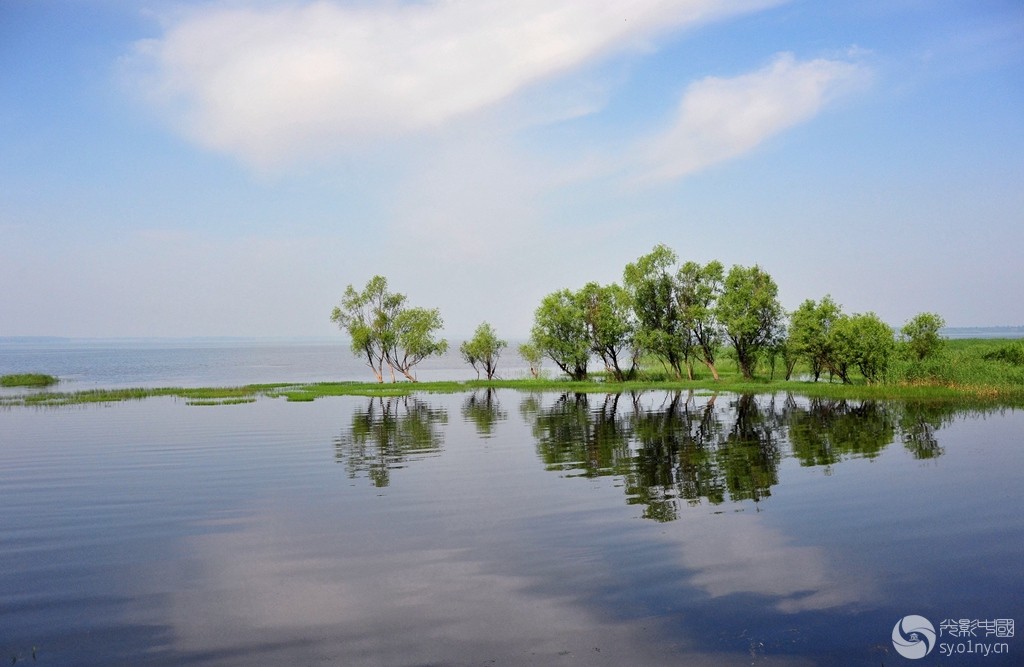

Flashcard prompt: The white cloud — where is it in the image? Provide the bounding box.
[126,0,782,167]
[155,508,772,666]
[637,52,870,182]
[672,513,875,613]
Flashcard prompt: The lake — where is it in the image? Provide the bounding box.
[2,382,1022,665]
[0,338,502,391]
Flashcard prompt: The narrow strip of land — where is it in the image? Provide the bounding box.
[3,376,1021,408]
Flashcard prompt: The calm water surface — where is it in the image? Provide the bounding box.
[1,389,1022,666]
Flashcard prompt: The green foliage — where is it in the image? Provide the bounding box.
[677,260,725,380]
[389,307,448,380]
[530,280,641,382]
[788,296,843,381]
[331,275,447,382]
[517,342,544,378]
[531,289,591,381]
[829,313,895,384]
[888,338,1024,392]
[623,245,692,379]
[331,275,402,382]
[850,313,896,383]
[459,322,507,380]
[716,264,784,380]
[1,373,58,387]
[579,282,637,381]
[826,315,856,383]
[901,312,946,361]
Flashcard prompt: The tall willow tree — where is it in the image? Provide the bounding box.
[623,245,692,379]
[460,322,507,380]
[579,282,638,381]
[717,264,784,380]
[530,289,591,381]
[331,275,447,383]
[677,260,724,380]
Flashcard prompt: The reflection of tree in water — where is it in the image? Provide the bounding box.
[528,392,633,478]
[527,392,783,520]
[784,396,973,465]
[627,392,724,521]
[461,389,507,437]
[629,393,784,519]
[896,402,955,460]
[785,397,895,469]
[334,395,447,487]
[718,393,784,504]
[523,391,968,522]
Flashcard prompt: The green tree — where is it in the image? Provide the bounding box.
[849,313,895,383]
[579,282,638,381]
[330,275,447,383]
[677,260,724,380]
[387,307,448,381]
[901,312,946,361]
[717,265,784,379]
[531,289,591,380]
[623,245,692,379]
[788,296,844,381]
[826,314,856,383]
[518,342,544,378]
[330,275,403,383]
[778,334,801,381]
[828,312,895,384]
[459,322,507,380]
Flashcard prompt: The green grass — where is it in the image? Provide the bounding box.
[887,338,1024,396]
[1,373,59,387]
[1,384,289,408]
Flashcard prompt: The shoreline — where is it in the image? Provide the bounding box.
[4,376,1022,408]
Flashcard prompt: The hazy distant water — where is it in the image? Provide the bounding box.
[0,339,530,390]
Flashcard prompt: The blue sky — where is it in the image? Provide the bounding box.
[2,0,1022,338]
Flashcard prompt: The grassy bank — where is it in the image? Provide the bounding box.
[3,375,1022,409]
[3,339,1022,408]
[889,338,1024,392]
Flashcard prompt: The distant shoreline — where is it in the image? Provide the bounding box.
[0,336,344,348]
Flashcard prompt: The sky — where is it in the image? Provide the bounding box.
[1,0,1022,339]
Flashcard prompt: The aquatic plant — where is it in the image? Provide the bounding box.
[1,373,58,387]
